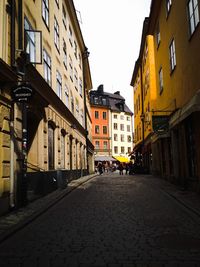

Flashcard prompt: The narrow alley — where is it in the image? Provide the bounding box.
[1,173,200,266]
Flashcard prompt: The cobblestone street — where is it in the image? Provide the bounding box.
[1,172,200,266]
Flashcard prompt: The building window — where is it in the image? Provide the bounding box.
[95,111,99,119]
[69,25,73,46]
[114,123,118,130]
[43,49,51,85]
[127,125,131,132]
[94,97,99,104]
[127,116,130,121]
[120,115,124,120]
[64,85,69,108]
[159,67,164,94]
[95,125,100,134]
[78,53,82,69]
[121,134,124,142]
[121,146,125,154]
[62,4,67,29]
[128,147,131,154]
[56,71,62,98]
[188,0,199,35]
[156,23,161,47]
[166,0,172,15]
[74,68,78,89]
[103,126,107,134]
[120,124,124,131]
[24,18,36,63]
[102,98,107,105]
[95,141,100,149]
[114,134,118,141]
[103,141,108,149]
[79,78,83,97]
[75,100,79,119]
[42,0,49,27]
[114,114,118,119]
[127,135,132,142]
[71,94,74,114]
[103,112,107,120]
[48,123,55,170]
[169,39,176,72]
[80,109,84,126]
[69,56,73,81]
[54,17,60,51]
[55,0,59,8]
[63,39,67,68]
[114,146,118,154]
[74,40,77,58]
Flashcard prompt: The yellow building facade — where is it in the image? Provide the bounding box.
[0,0,94,214]
[131,18,157,173]
[132,0,200,190]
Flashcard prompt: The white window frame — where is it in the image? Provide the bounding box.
[188,0,200,35]
[169,39,176,72]
[159,67,164,94]
[56,71,62,99]
[43,49,51,85]
[42,0,49,27]
[54,17,60,51]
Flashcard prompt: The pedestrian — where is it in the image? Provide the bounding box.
[125,164,129,174]
[118,163,124,175]
[98,163,103,175]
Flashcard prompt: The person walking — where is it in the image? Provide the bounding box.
[118,163,124,175]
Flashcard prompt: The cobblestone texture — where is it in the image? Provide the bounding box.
[0,173,200,266]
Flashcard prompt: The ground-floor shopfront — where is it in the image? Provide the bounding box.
[151,92,200,192]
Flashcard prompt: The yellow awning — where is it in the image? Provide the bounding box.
[113,156,130,163]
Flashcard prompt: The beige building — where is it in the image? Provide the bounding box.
[0,0,94,214]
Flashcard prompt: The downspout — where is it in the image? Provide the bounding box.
[9,0,16,208]
[82,49,89,174]
[140,64,145,166]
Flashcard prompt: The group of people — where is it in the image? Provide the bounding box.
[96,161,134,175]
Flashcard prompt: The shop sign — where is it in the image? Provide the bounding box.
[152,115,169,132]
[12,83,33,102]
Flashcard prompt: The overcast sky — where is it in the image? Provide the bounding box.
[74,0,151,112]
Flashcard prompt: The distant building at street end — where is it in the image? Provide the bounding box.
[90,85,133,165]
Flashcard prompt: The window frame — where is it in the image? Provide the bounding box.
[43,49,51,85]
[188,0,200,36]
[42,0,49,28]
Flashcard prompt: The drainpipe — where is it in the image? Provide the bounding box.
[82,48,90,174]
[10,0,16,66]
[140,65,145,167]
[9,0,16,208]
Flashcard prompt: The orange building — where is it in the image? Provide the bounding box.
[90,85,111,159]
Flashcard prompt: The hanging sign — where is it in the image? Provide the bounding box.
[12,83,34,102]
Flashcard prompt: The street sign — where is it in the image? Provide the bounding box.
[12,83,34,102]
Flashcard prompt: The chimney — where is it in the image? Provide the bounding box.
[114,91,120,95]
[97,84,104,93]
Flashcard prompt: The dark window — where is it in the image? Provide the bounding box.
[95,125,100,134]
[103,126,107,134]
[103,112,107,119]
[95,111,99,119]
